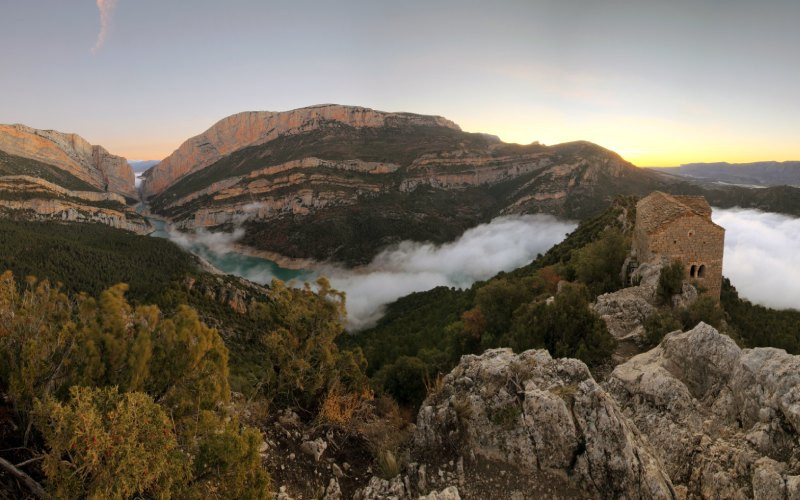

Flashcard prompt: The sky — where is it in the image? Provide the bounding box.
[1,0,798,166]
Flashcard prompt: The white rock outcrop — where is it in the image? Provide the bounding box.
[606,322,800,498]
[414,348,675,498]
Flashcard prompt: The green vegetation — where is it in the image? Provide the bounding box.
[0,218,192,303]
[0,273,270,498]
[506,283,616,367]
[643,311,682,346]
[571,227,630,296]
[243,278,368,410]
[657,260,685,305]
[722,278,800,353]
[0,264,371,496]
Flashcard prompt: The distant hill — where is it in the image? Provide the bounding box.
[0,124,137,198]
[654,161,800,187]
[129,159,160,173]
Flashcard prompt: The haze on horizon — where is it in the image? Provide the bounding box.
[1,0,798,166]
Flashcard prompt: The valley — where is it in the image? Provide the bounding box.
[1,105,799,499]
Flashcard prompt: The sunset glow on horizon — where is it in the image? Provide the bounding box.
[2,0,797,167]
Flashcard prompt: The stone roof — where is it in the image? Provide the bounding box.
[636,191,717,234]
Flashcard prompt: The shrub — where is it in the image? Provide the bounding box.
[376,356,429,408]
[643,311,683,347]
[571,228,630,297]
[657,260,685,305]
[0,272,272,498]
[318,386,374,428]
[192,412,272,499]
[254,278,368,410]
[507,283,616,367]
[680,296,724,330]
[35,386,189,499]
[377,449,401,479]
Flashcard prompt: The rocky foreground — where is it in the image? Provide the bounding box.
[285,322,800,499]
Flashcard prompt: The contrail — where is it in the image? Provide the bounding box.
[91,0,117,53]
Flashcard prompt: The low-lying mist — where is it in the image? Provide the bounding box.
[713,208,800,311]
[165,215,576,330]
[323,215,576,329]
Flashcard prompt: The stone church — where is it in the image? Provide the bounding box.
[632,192,725,299]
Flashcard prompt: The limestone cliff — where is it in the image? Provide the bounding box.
[0,175,149,233]
[141,104,460,198]
[0,124,137,199]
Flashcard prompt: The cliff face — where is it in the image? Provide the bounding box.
[0,175,149,234]
[0,124,137,199]
[141,104,460,198]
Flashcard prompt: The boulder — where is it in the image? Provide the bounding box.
[299,438,327,462]
[415,348,675,498]
[606,322,800,498]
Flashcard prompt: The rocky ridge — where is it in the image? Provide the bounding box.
[606,322,800,498]
[0,124,137,199]
[593,258,697,342]
[141,104,460,198]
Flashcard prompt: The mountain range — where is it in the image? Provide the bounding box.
[1,104,800,265]
[655,161,800,187]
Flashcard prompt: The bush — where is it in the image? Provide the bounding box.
[680,295,724,330]
[376,356,429,407]
[506,283,616,367]
[657,260,685,305]
[251,278,368,410]
[0,272,272,498]
[571,228,630,297]
[35,386,189,499]
[643,311,682,347]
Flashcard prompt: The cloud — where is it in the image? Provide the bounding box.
[91,0,117,53]
[712,208,800,311]
[162,215,576,330]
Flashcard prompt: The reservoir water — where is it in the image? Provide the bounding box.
[140,207,310,284]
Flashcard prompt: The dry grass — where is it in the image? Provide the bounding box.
[377,449,401,479]
[424,373,445,400]
[318,386,374,428]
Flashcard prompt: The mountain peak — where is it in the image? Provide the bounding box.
[142,105,461,197]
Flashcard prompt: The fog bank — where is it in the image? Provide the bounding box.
[324,215,576,329]
[164,215,576,330]
[713,208,800,311]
